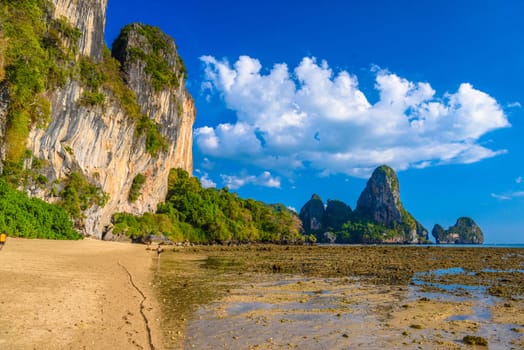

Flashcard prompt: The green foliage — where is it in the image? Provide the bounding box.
[2,0,79,162]
[59,172,109,224]
[1,151,50,189]
[79,90,105,106]
[136,115,168,156]
[78,49,143,117]
[338,220,388,243]
[79,51,164,156]
[129,173,146,202]
[0,179,81,239]
[51,16,81,45]
[113,169,302,243]
[113,23,185,91]
[79,56,105,90]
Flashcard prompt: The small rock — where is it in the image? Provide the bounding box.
[463,335,488,346]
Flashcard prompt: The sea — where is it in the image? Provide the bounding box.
[319,243,524,248]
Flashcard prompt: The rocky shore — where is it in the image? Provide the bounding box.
[154,245,524,349]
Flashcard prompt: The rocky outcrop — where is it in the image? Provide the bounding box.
[355,165,402,227]
[298,165,428,243]
[21,3,195,237]
[355,165,427,243]
[325,200,352,232]
[432,217,484,244]
[111,23,194,172]
[299,194,325,233]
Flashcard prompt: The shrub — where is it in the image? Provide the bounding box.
[129,173,146,202]
[0,179,81,239]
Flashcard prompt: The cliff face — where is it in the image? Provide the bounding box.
[325,200,352,232]
[9,2,195,237]
[298,165,428,243]
[111,23,194,172]
[355,165,427,243]
[432,218,484,244]
[52,0,107,61]
[299,194,325,233]
[355,166,402,227]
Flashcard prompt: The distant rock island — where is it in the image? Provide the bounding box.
[432,218,484,244]
[299,165,483,244]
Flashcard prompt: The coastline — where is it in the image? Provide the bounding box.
[0,238,162,350]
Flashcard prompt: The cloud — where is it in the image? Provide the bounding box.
[507,101,521,108]
[491,191,524,200]
[516,176,523,184]
[221,171,281,190]
[491,193,511,200]
[199,172,217,189]
[196,55,510,178]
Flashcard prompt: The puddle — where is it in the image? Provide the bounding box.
[408,267,522,349]
[227,301,274,315]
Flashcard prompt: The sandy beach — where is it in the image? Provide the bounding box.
[0,238,161,350]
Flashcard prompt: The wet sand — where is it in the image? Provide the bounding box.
[0,238,162,350]
[155,245,524,350]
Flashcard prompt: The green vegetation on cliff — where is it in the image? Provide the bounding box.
[113,23,186,91]
[1,0,79,162]
[0,179,80,239]
[1,1,168,163]
[300,165,429,244]
[113,169,302,243]
[128,173,146,202]
[432,217,484,244]
[58,172,109,225]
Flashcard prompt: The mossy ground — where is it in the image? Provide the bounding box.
[153,245,524,348]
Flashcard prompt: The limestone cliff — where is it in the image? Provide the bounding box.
[432,218,484,244]
[52,0,107,60]
[1,1,195,237]
[355,165,427,243]
[324,200,352,232]
[299,194,325,233]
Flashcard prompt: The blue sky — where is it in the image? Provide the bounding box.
[105,0,524,243]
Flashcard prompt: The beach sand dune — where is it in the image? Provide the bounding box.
[0,238,160,350]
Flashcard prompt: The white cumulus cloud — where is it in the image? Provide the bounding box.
[199,172,217,189]
[196,55,510,178]
[221,171,281,190]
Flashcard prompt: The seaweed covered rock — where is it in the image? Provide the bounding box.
[432,217,484,244]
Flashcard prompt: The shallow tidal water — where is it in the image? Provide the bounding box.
[153,245,524,349]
